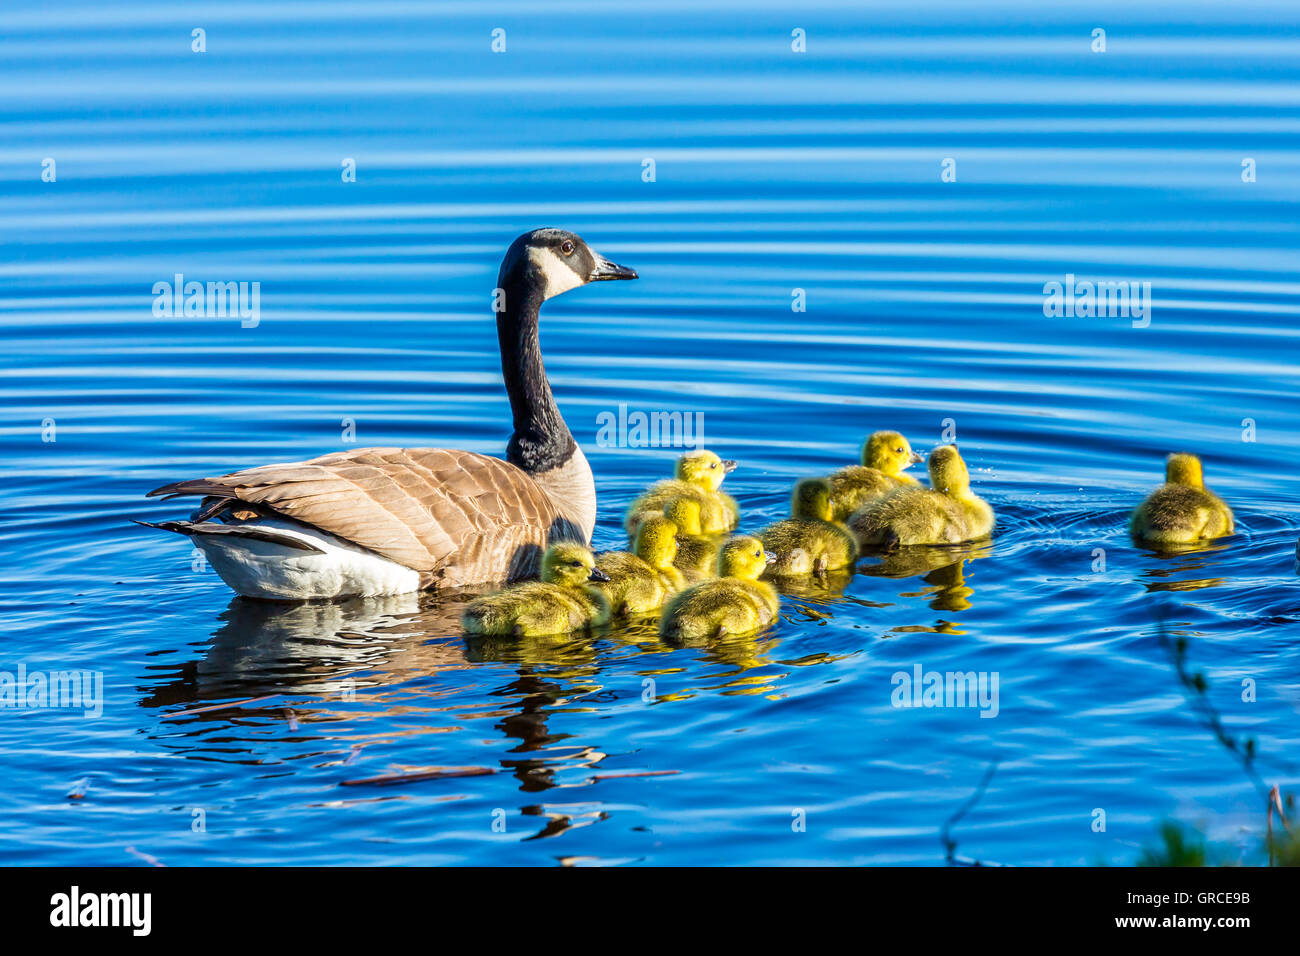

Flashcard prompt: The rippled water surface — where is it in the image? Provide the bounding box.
[2,1,1299,866]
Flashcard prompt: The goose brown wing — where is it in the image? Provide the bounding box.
[147,447,560,575]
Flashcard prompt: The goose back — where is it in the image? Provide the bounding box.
[148,446,579,588]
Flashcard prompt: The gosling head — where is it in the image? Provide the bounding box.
[863,430,924,475]
[663,496,704,536]
[1165,452,1205,489]
[928,445,971,496]
[675,449,737,491]
[541,542,609,587]
[498,228,637,302]
[716,536,774,581]
[791,477,833,521]
[634,515,679,569]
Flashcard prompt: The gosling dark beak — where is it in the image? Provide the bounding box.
[722,459,738,473]
[588,254,638,282]
[763,551,777,563]
[909,451,925,464]
[588,567,611,582]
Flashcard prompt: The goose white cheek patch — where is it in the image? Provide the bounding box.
[528,246,585,299]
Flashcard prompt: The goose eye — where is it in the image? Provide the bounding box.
[709,462,717,469]
[560,240,575,255]
[896,447,904,453]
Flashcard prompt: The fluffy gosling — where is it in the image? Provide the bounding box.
[659,536,781,643]
[848,445,994,547]
[625,449,739,536]
[462,542,610,637]
[663,496,725,579]
[1130,453,1234,548]
[759,477,857,575]
[827,430,923,521]
[593,515,685,616]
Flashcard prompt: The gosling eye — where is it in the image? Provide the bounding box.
[896,447,904,453]
[560,239,575,256]
[710,462,717,469]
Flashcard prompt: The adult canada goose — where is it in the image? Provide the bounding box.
[659,536,780,643]
[461,542,611,638]
[827,430,923,521]
[139,228,637,600]
[848,445,994,548]
[1130,453,1234,548]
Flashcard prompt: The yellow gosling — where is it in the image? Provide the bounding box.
[1130,453,1234,548]
[663,496,725,580]
[827,430,923,521]
[848,445,994,547]
[660,536,781,643]
[759,478,857,575]
[593,515,686,616]
[462,542,610,637]
[624,449,739,535]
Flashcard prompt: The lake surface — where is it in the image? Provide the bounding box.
[2,0,1299,866]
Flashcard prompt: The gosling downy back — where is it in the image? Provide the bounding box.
[461,542,611,637]
[847,444,993,547]
[759,478,857,575]
[1130,452,1234,547]
[827,430,923,521]
[660,536,780,643]
[663,496,724,578]
[593,515,684,615]
[624,449,739,536]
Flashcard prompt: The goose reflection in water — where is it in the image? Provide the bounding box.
[140,593,472,712]
[859,542,992,613]
[766,567,855,602]
[1137,545,1232,593]
[136,589,801,841]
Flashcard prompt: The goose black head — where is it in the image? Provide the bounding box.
[498,228,638,301]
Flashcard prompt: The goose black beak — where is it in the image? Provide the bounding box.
[763,551,778,563]
[909,451,925,464]
[588,254,638,281]
[722,459,738,473]
[588,567,611,582]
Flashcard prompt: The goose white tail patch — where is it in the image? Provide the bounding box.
[193,517,420,600]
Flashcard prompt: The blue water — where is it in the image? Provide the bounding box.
[2,0,1299,866]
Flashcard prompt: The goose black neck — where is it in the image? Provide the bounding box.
[497,278,576,474]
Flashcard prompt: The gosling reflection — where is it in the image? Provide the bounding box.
[1137,546,1231,593]
[494,670,600,795]
[859,543,991,612]
[695,630,781,689]
[767,567,854,602]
